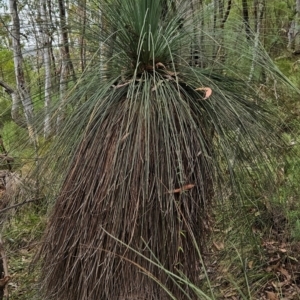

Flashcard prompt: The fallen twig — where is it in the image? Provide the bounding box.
[0,136,13,171]
[0,155,14,162]
[0,235,10,299]
[0,198,43,214]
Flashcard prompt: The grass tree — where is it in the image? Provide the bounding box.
[37,0,289,299]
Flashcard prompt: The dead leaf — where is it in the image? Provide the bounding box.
[195,87,213,100]
[121,133,130,141]
[222,289,237,298]
[248,260,254,269]
[273,280,288,288]
[224,292,237,298]
[224,227,232,234]
[155,62,166,69]
[213,241,224,251]
[279,248,287,253]
[278,267,291,280]
[266,291,278,300]
[168,184,195,194]
[165,70,179,77]
[266,266,273,272]
[151,80,163,92]
[113,81,132,88]
[0,276,10,288]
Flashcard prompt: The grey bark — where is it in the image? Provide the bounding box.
[8,0,36,139]
[248,1,264,82]
[0,80,25,127]
[38,0,52,138]
[56,0,74,132]
[295,0,300,52]
[287,0,300,52]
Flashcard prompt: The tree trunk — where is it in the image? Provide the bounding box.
[38,0,52,138]
[0,236,10,299]
[0,80,25,127]
[8,0,36,140]
[79,0,87,73]
[220,0,232,29]
[56,0,75,132]
[248,1,264,82]
[242,0,252,40]
[294,0,300,53]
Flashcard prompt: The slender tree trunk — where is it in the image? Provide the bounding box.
[220,0,232,29]
[56,0,72,132]
[58,0,76,80]
[248,1,264,82]
[0,236,10,299]
[219,0,224,21]
[242,0,252,40]
[213,0,218,32]
[198,0,205,68]
[38,0,52,138]
[79,0,87,73]
[294,0,300,53]
[45,0,58,89]
[8,0,36,140]
[190,0,198,67]
[56,62,68,131]
[10,93,21,124]
[0,80,24,127]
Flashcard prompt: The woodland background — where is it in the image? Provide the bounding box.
[1,0,300,299]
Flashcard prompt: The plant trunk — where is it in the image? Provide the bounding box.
[39,82,215,300]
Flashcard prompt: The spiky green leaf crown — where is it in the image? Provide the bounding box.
[78,0,289,85]
[37,0,289,201]
[99,0,184,74]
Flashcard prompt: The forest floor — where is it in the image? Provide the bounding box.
[0,174,300,300]
[2,203,300,300]
[208,203,300,300]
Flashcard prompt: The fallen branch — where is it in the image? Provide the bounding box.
[0,155,14,163]
[0,198,42,214]
[0,137,13,171]
[0,80,15,95]
[0,235,10,299]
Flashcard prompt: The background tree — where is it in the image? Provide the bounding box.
[37,0,52,138]
[8,0,35,140]
[288,0,300,53]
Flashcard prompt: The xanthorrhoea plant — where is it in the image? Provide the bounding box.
[37,0,288,299]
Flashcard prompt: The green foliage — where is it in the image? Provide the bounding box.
[278,136,300,241]
[0,98,11,128]
[0,48,15,84]
[3,207,46,300]
[0,121,36,173]
[4,208,45,248]
[275,58,300,91]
